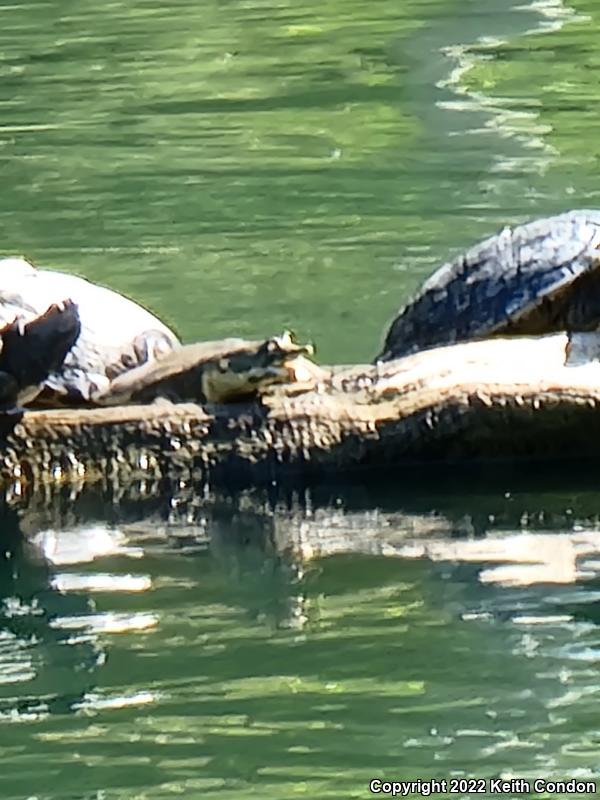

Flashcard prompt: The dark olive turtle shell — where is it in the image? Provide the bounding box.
[377,210,600,361]
[0,301,80,410]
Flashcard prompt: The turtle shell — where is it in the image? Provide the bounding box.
[0,258,180,403]
[0,299,81,410]
[377,210,600,361]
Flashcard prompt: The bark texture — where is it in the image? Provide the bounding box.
[2,333,600,488]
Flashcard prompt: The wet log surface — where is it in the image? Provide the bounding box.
[2,333,600,489]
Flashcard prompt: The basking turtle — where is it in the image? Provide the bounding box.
[0,257,180,404]
[0,300,80,411]
[93,331,314,406]
[377,210,600,361]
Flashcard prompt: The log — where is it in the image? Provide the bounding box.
[2,333,600,488]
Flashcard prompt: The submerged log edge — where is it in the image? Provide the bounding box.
[3,333,600,488]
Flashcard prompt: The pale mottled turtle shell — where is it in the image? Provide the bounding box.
[0,258,180,402]
[377,210,600,361]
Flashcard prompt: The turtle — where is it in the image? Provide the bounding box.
[92,331,314,406]
[0,257,180,404]
[0,300,81,412]
[376,209,600,362]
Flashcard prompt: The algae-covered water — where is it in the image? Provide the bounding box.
[2,0,600,797]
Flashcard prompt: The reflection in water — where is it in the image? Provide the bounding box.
[73,689,159,713]
[422,530,600,586]
[2,474,600,793]
[32,524,144,564]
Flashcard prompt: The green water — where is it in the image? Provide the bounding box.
[2,0,600,797]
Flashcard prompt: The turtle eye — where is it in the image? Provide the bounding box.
[218,357,230,372]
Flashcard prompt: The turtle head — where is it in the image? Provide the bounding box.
[201,331,314,403]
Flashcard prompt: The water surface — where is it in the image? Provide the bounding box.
[1,0,600,797]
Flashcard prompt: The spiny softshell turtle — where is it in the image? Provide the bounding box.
[0,300,80,411]
[377,210,600,361]
[93,331,314,406]
[0,257,180,403]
